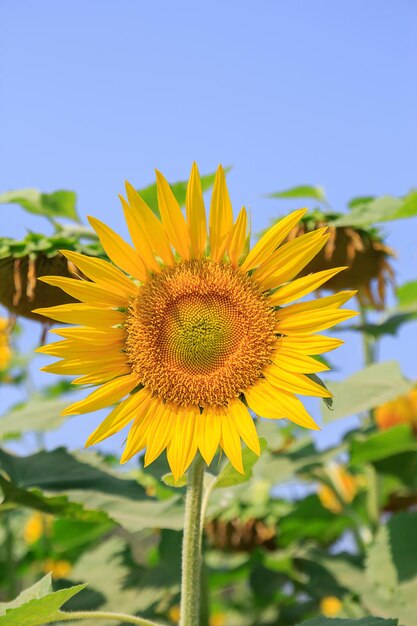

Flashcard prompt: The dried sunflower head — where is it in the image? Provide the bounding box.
[281,210,396,310]
[0,230,105,323]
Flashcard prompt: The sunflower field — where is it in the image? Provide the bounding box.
[0,170,416,626]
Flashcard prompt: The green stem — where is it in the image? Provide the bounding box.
[179,454,206,626]
[58,610,162,625]
[358,302,376,366]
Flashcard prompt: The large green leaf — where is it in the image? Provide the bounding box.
[0,574,86,625]
[0,397,70,440]
[267,184,327,203]
[350,425,417,465]
[137,167,229,216]
[397,280,417,310]
[321,361,412,423]
[296,618,398,626]
[333,190,417,227]
[0,448,184,531]
[0,189,80,223]
[361,512,417,624]
[0,448,146,498]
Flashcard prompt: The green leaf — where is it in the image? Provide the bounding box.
[278,495,353,547]
[296,618,398,626]
[350,425,417,465]
[0,189,80,223]
[0,397,70,440]
[361,512,417,623]
[137,167,230,216]
[0,574,86,625]
[333,190,417,227]
[0,447,147,498]
[351,311,417,338]
[321,361,412,423]
[0,448,184,531]
[267,184,327,203]
[397,280,417,310]
[214,439,267,488]
[161,473,187,488]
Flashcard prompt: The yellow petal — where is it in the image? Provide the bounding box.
[144,403,174,467]
[88,216,148,281]
[273,348,329,373]
[62,372,139,416]
[265,364,332,397]
[268,267,348,306]
[186,162,207,258]
[281,334,344,355]
[60,250,138,298]
[167,406,199,481]
[198,405,222,465]
[41,353,129,375]
[209,165,233,262]
[124,182,174,266]
[36,339,74,356]
[155,170,191,259]
[86,387,152,446]
[119,195,161,273]
[121,397,160,463]
[119,189,174,273]
[33,304,125,327]
[241,208,306,272]
[228,207,248,266]
[72,365,132,385]
[227,398,260,455]
[220,411,244,474]
[38,276,130,308]
[245,378,320,430]
[277,308,358,334]
[37,339,123,359]
[276,291,357,320]
[254,228,330,290]
[50,326,126,343]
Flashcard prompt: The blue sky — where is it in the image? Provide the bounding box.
[1,0,417,455]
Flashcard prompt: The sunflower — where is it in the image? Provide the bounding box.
[35,165,357,480]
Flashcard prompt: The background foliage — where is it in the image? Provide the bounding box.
[0,177,416,626]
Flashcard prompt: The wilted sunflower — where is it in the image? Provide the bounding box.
[35,165,356,480]
[283,211,396,310]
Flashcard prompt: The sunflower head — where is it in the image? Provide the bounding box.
[35,164,357,480]
[205,517,276,552]
[280,210,396,310]
[0,232,105,323]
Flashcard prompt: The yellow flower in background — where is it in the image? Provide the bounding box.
[209,613,226,626]
[43,559,72,579]
[375,389,417,433]
[320,596,342,617]
[318,465,358,513]
[168,605,181,623]
[0,317,11,371]
[23,512,52,544]
[35,164,357,480]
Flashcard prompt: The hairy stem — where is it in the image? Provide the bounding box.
[58,610,162,625]
[180,454,206,626]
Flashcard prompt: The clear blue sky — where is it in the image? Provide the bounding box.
[1,0,417,455]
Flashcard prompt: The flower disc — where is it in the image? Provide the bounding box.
[125,259,276,406]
